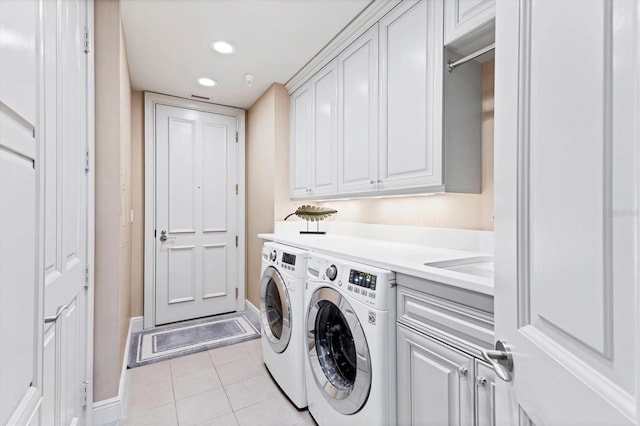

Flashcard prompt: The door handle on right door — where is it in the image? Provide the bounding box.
[481,340,514,382]
[159,230,168,242]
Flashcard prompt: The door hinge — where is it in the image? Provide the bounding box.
[235,132,238,143]
[154,229,157,238]
[84,150,90,173]
[235,288,238,299]
[81,380,89,406]
[84,27,91,54]
[83,265,89,289]
[235,235,238,247]
[235,183,238,195]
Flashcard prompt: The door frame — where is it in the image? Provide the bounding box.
[143,92,246,329]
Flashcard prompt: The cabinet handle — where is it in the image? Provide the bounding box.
[456,365,468,377]
[475,376,487,388]
[370,180,376,185]
[376,179,383,184]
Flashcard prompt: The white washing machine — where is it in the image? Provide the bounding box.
[304,252,396,425]
[259,242,309,408]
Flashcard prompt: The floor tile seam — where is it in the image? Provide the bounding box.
[173,379,224,403]
[124,374,173,393]
[168,360,181,426]
[120,401,177,423]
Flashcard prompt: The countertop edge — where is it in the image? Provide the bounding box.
[258,233,494,297]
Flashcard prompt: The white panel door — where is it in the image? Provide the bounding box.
[494,0,639,424]
[41,0,90,424]
[290,82,313,198]
[0,1,41,425]
[155,105,238,325]
[379,0,443,191]
[397,325,474,426]
[1,0,90,425]
[338,25,378,195]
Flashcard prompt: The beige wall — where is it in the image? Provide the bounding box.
[131,90,145,317]
[316,61,495,230]
[94,0,133,402]
[246,84,296,308]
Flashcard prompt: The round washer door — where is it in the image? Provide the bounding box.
[260,266,292,353]
[306,286,372,415]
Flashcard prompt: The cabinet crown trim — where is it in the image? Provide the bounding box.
[284,0,401,94]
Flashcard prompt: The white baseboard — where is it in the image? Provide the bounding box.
[244,299,260,319]
[92,316,142,425]
[92,397,121,426]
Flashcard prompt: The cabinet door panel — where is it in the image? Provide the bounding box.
[379,0,443,190]
[444,0,495,48]
[475,361,496,426]
[312,60,338,195]
[338,25,378,194]
[397,325,474,426]
[290,83,313,198]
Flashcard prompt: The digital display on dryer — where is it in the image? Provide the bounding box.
[282,253,296,266]
[349,269,377,290]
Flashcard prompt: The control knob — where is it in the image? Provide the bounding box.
[326,265,338,281]
[269,250,277,262]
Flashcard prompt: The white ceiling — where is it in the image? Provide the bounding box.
[120,0,371,109]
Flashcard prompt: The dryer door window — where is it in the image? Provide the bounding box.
[306,286,371,415]
[260,266,292,353]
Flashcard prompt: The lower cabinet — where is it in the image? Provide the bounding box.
[397,323,496,426]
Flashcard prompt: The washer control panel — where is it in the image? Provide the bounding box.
[307,253,395,310]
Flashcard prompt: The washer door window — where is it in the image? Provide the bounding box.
[260,266,292,353]
[306,287,371,415]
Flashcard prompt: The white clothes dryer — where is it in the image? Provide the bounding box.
[259,242,309,408]
[304,252,397,425]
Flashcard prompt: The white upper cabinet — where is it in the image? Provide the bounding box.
[290,60,339,199]
[311,60,338,197]
[379,0,443,191]
[290,82,314,198]
[444,0,495,54]
[290,0,485,200]
[337,25,378,195]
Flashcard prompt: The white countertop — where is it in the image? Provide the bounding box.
[258,232,494,296]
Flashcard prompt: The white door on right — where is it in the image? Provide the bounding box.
[495,1,639,425]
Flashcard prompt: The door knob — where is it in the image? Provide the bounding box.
[481,340,513,382]
[160,230,168,241]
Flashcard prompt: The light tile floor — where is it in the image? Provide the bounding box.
[120,339,316,426]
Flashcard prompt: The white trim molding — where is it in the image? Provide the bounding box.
[143,92,247,330]
[284,0,401,94]
[244,299,260,320]
[92,397,121,426]
[91,316,143,425]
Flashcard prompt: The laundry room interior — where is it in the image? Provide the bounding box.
[1,0,639,425]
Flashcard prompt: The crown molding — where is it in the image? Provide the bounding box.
[284,0,402,94]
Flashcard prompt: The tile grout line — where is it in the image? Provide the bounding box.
[169,362,180,426]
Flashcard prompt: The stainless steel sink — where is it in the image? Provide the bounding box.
[424,256,494,279]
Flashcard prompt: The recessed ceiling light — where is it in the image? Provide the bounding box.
[210,41,235,54]
[197,77,217,87]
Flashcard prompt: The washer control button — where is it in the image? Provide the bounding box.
[269,250,277,262]
[326,265,338,281]
[348,285,353,291]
